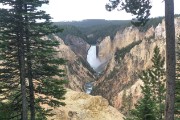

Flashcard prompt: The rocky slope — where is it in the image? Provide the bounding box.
[97,36,113,61]
[53,35,95,92]
[46,89,125,120]
[64,34,90,61]
[92,17,180,112]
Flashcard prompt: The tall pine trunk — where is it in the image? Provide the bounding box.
[24,3,35,120]
[19,35,27,120]
[16,0,28,119]
[165,0,176,119]
[18,15,28,120]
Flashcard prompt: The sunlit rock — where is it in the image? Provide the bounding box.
[46,89,125,120]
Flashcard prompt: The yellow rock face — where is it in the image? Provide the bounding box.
[47,89,125,120]
[93,18,180,112]
[52,35,95,92]
[97,36,113,61]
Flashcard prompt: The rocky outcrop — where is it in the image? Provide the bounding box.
[155,18,180,39]
[92,18,180,112]
[97,36,113,61]
[108,38,166,110]
[64,35,90,60]
[155,20,166,39]
[113,80,143,109]
[113,26,144,50]
[46,89,125,120]
[145,26,155,38]
[53,35,95,92]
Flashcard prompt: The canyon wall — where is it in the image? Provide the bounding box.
[97,36,113,61]
[53,35,95,92]
[64,34,90,61]
[92,18,180,112]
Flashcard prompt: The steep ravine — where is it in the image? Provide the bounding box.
[49,35,125,120]
[85,45,109,94]
[53,35,95,92]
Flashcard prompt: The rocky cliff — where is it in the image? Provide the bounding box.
[97,36,113,61]
[53,35,95,92]
[92,17,180,113]
[64,34,90,61]
[46,89,125,120]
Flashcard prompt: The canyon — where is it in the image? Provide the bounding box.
[50,17,180,119]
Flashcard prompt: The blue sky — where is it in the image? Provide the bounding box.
[1,0,180,22]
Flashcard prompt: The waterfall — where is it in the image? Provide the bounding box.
[87,45,102,71]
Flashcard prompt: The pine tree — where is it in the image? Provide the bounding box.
[0,1,28,119]
[120,90,133,116]
[175,36,180,119]
[149,46,166,120]
[127,70,157,120]
[121,90,128,114]
[127,46,165,120]
[0,0,67,119]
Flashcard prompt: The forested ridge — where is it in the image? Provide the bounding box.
[54,16,179,44]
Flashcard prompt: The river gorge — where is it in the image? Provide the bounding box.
[48,18,180,120]
[85,45,102,94]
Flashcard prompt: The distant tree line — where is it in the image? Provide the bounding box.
[138,14,180,32]
[54,16,175,45]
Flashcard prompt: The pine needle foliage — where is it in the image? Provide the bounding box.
[175,36,180,119]
[0,0,67,119]
[127,46,165,120]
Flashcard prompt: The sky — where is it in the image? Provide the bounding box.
[0,0,180,22]
[40,0,180,22]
